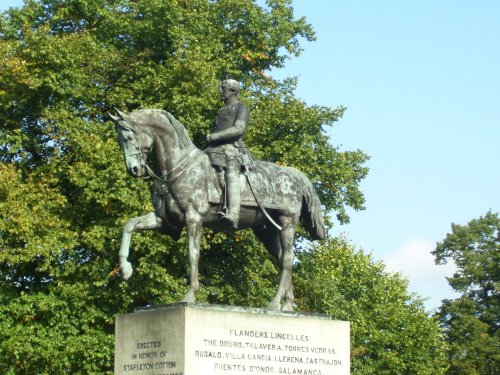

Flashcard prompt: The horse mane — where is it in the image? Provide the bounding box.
[131,109,192,150]
[161,110,192,149]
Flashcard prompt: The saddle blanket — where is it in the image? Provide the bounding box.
[207,162,285,210]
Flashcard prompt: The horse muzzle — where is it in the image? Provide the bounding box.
[127,163,146,178]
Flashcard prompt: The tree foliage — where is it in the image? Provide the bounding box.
[296,237,448,374]
[0,1,446,374]
[433,211,500,374]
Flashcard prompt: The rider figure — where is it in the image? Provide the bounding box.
[206,79,250,228]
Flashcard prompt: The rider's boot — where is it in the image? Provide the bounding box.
[221,165,240,228]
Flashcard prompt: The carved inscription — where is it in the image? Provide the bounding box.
[191,328,345,374]
[121,340,182,375]
[115,306,350,375]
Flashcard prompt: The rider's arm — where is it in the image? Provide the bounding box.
[208,105,249,143]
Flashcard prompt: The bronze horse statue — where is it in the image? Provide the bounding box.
[110,109,325,310]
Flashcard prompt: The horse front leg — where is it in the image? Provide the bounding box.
[119,212,162,280]
[181,208,203,303]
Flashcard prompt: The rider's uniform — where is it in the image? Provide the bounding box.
[206,102,249,168]
[205,102,250,227]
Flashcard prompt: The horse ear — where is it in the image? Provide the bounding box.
[108,112,120,123]
[116,108,128,120]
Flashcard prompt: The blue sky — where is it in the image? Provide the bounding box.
[274,0,499,310]
[2,1,499,311]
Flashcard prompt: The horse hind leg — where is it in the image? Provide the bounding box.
[276,215,296,311]
[275,223,296,311]
[281,271,295,311]
[254,218,296,311]
[253,227,282,310]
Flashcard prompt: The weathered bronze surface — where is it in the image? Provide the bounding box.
[110,89,325,311]
[205,79,250,228]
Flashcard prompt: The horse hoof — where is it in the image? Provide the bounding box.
[267,300,281,311]
[120,262,133,280]
[181,291,196,304]
[281,301,294,312]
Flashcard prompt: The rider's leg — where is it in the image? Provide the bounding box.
[222,157,240,228]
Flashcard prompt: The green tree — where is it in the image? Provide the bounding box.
[0,0,369,373]
[433,211,500,374]
[296,237,449,374]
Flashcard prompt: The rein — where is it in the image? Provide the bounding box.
[119,123,152,169]
[126,120,199,188]
[145,148,200,189]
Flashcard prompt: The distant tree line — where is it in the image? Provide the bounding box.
[433,211,499,374]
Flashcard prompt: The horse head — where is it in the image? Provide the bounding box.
[110,110,153,178]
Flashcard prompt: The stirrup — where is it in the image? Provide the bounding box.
[216,207,228,218]
[218,211,238,228]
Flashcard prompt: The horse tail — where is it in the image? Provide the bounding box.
[300,176,326,241]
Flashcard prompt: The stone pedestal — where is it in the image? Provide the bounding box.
[115,303,350,375]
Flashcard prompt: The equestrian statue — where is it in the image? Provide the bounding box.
[110,80,326,311]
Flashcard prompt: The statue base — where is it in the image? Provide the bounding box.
[114,303,350,375]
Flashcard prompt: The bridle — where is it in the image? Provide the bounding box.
[144,148,200,192]
[119,122,200,192]
[118,124,153,177]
